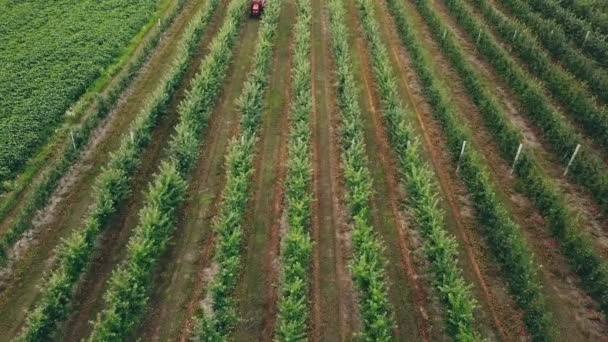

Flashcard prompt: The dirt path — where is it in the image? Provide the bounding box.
[309,0,360,340]
[231,1,295,341]
[402,0,608,339]
[460,0,608,252]
[341,1,444,340]
[0,0,223,339]
[135,14,262,342]
[462,0,608,164]
[56,1,234,341]
[373,0,531,340]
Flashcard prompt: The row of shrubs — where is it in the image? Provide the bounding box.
[85,0,248,339]
[523,0,608,66]
[471,0,608,155]
[191,0,282,340]
[557,0,608,36]
[498,0,608,104]
[418,0,608,323]
[355,0,482,340]
[327,0,395,340]
[443,0,608,217]
[17,0,224,340]
[275,0,314,340]
[0,0,188,265]
[385,0,556,340]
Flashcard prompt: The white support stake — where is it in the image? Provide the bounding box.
[130,131,134,144]
[476,30,482,44]
[70,131,76,150]
[456,140,467,173]
[584,30,590,42]
[510,143,523,174]
[563,144,581,176]
[442,29,447,40]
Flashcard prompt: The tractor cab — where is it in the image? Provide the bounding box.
[250,0,264,17]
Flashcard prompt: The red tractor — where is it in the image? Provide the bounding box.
[250,0,265,17]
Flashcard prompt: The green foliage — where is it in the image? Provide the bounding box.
[558,0,608,35]
[498,0,608,105]
[191,0,283,339]
[16,1,222,340]
[442,0,608,216]
[86,0,246,338]
[355,0,481,340]
[275,0,314,340]
[0,0,188,266]
[0,0,159,185]
[471,0,608,155]
[327,0,395,340]
[385,0,556,340]
[416,0,608,319]
[522,0,608,66]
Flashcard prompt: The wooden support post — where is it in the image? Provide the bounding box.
[70,130,76,150]
[563,144,581,176]
[510,143,523,174]
[456,140,467,173]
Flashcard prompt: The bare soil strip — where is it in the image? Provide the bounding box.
[231,1,295,340]
[0,0,219,339]
[463,0,608,251]
[405,0,608,339]
[134,15,262,342]
[310,0,360,340]
[56,1,235,341]
[341,1,444,340]
[373,0,530,339]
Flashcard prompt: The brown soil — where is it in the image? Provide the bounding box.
[406,0,608,339]
[0,0,178,234]
[56,1,234,340]
[373,0,530,340]
[0,0,219,339]
[343,1,441,341]
[231,1,295,340]
[135,13,262,342]
[461,0,608,164]
[309,0,361,340]
[460,0,608,252]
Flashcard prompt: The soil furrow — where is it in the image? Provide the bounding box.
[0,0,177,228]
[310,0,359,340]
[462,0,608,164]
[404,0,608,339]
[341,1,444,340]
[0,0,216,339]
[374,0,529,339]
[461,0,608,251]
[231,1,295,340]
[135,14,262,342]
[56,1,234,340]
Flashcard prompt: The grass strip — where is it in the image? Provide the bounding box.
[442,0,608,217]
[471,0,608,155]
[355,0,482,339]
[327,0,397,339]
[0,0,188,265]
[497,0,608,105]
[16,0,223,340]
[417,0,608,321]
[385,0,556,339]
[274,0,314,340]
[190,0,282,339]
